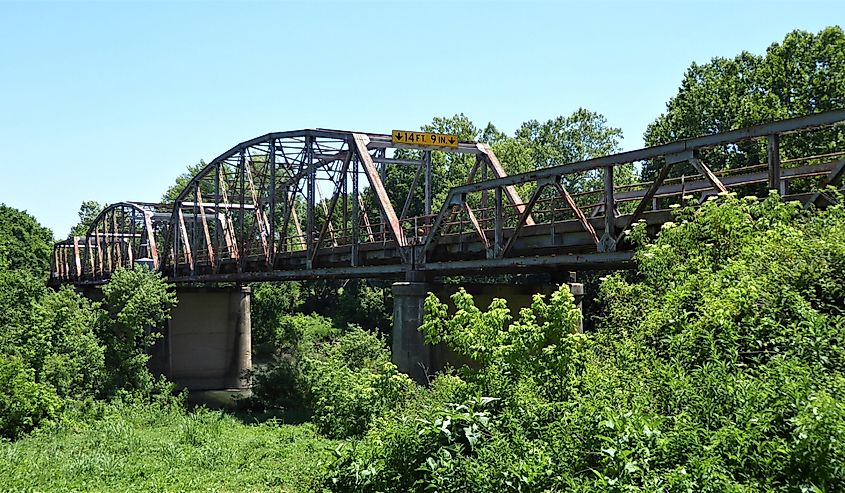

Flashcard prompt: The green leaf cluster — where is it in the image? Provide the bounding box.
[321,193,845,492]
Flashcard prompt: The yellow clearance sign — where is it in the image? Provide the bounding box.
[392,130,460,149]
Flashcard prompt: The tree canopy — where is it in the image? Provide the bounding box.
[0,204,53,277]
[643,26,845,180]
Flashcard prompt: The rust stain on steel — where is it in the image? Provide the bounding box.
[352,133,406,247]
[196,188,216,267]
[553,182,600,245]
[689,157,728,193]
[463,203,489,249]
[143,211,159,270]
[177,208,193,270]
[477,143,535,226]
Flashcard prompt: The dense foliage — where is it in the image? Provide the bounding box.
[643,26,845,180]
[0,205,179,439]
[321,193,845,492]
[251,324,414,439]
[0,204,53,276]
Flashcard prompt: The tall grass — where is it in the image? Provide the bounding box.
[0,402,338,492]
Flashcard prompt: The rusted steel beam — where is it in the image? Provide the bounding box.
[689,155,728,193]
[400,162,424,220]
[501,183,547,257]
[72,237,82,279]
[768,134,783,194]
[142,211,159,270]
[352,134,406,247]
[243,158,270,261]
[452,110,845,197]
[464,203,489,250]
[113,210,122,269]
[616,160,673,243]
[217,167,239,261]
[356,195,376,242]
[196,188,216,267]
[477,143,535,226]
[290,193,306,250]
[806,156,845,208]
[553,182,600,246]
[177,209,193,271]
[601,166,616,252]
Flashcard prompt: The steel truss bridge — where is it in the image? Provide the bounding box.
[50,111,845,286]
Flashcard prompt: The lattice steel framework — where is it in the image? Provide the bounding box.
[50,110,845,285]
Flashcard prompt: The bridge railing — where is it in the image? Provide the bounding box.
[419,110,845,265]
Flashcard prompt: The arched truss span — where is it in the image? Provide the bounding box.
[51,202,172,283]
[163,129,523,280]
[49,110,845,286]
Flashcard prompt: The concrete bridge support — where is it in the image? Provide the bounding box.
[391,281,584,384]
[149,286,252,390]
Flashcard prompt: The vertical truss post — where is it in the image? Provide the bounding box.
[238,150,246,270]
[305,135,315,268]
[113,209,122,269]
[214,163,221,271]
[105,211,113,274]
[600,165,617,252]
[424,150,432,217]
[768,134,783,195]
[480,155,488,229]
[96,224,104,277]
[493,186,503,258]
[269,138,276,266]
[342,160,348,243]
[351,153,359,266]
[378,148,386,241]
[192,187,200,268]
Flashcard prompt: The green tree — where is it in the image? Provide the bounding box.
[0,204,53,277]
[98,267,177,395]
[643,26,845,181]
[161,160,208,202]
[68,200,104,238]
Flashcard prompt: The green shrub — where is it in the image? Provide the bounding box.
[0,356,61,439]
[21,287,105,399]
[320,193,845,492]
[303,329,414,438]
[249,313,338,411]
[98,267,177,397]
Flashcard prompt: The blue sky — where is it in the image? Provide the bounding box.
[0,0,842,237]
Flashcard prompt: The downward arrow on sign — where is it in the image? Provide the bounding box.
[394,132,403,141]
[449,137,456,144]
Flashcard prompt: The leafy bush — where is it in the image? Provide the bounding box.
[20,287,105,399]
[249,313,338,411]
[250,281,303,352]
[0,357,61,439]
[321,193,845,492]
[302,328,414,439]
[98,267,177,397]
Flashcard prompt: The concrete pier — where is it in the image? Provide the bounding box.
[149,285,252,390]
[391,282,433,384]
